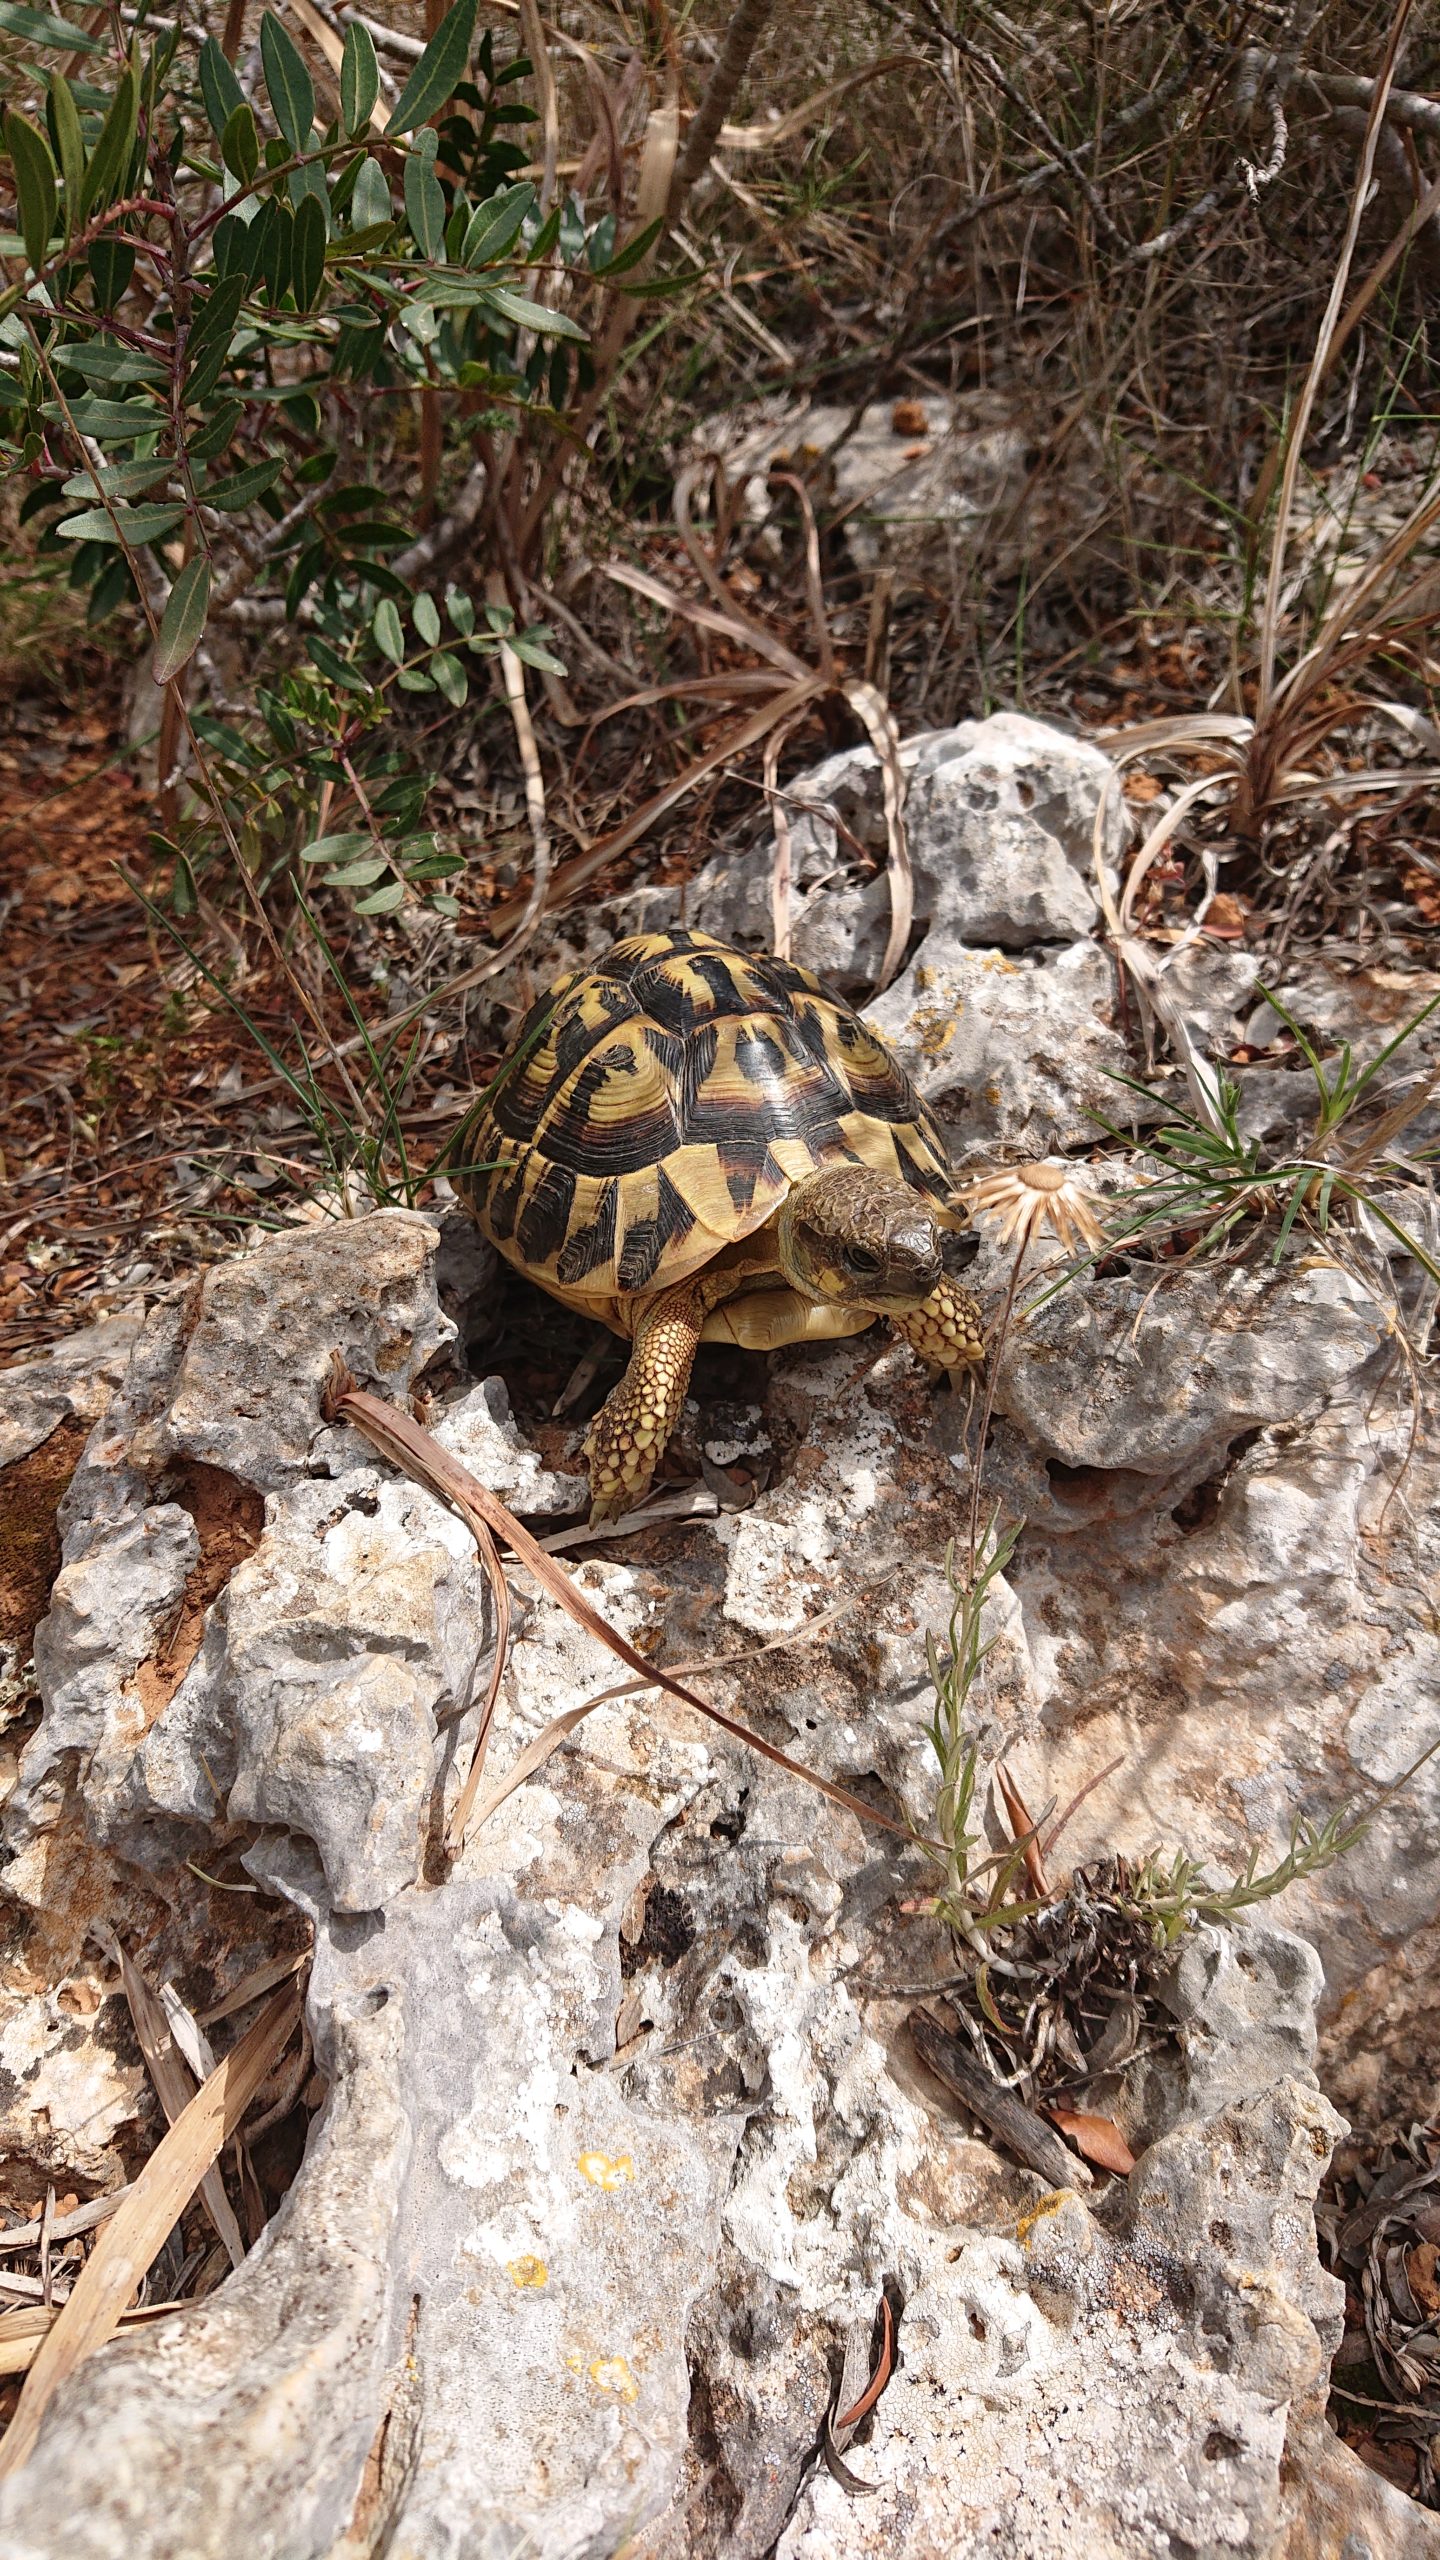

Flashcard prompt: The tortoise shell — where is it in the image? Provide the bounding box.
[452,929,954,1322]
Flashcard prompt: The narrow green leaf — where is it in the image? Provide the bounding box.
[460,180,532,269]
[221,100,260,185]
[340,19,379,137]
[47,73,83,240]
[430,648,467,705]
[0,2,100,51]
[403,148,445,261]
[87,237,135,308]
[412,590,440,645]
[197,36,244,140]
[153,554,211,681]
[61,458,170,499]
[200,456,284,510]
[57,500,184,543]
[42,391,160,436]
[297,828,371,864]
[291,189,325,309]
[372,596,404,663]
[305,633,372,692]
[481,283,586,341]
[384,0,476,136]
[260,10,315,156]
[591,215,662,278]
[354,880,407,913]
[350,153,391,229]
[444,582,474,635]
[322,855,389,887]
[6,110,58,272]
[78,56,137,217]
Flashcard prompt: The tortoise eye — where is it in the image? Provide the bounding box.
[845,1244,883,1277]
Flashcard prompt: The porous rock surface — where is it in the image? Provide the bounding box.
[2,722,1439,2558]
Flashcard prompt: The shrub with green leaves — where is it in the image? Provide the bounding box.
[0,0,645,914]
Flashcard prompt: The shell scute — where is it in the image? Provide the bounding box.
[455,930,953,1307]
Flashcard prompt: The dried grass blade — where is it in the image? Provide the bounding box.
[517,0,558,213]
[0,2299,177,2380]
[485,677,822,929]
[843,681,911,991]
[110,1938,245,2272]
[198,1948,311,2029]
[331,1380,933,1849]
[764,471,835,685]
[469,1589,865,1830]
[1256,0,1414,715]
[445,1506,511,1848]
[996,1765,1051,1899]
[604,556,811,680]
[0,1985,301,2477]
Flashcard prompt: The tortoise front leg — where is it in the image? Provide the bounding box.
[888,1276,986,1371]
[584,1285,703,1523]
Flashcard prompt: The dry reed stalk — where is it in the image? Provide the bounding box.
[330,1375,939,1852]
[0,1985,301,2477]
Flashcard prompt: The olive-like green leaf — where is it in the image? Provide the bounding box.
[430,648,467,706]
[88,237,136,309]
[200,456,284,510]
[47,72,83,240]
[61,458,170,499]
[260,10,315,156]
[291,190,325,309]
[354,879,407,913]
[57,500,184,544]
[444,583,474,635]
[323,855,390,887]
[0,2,100,52]
[297,828,371,865]
[460,181,533,269]
[481,284,586,341]
[403,149,445,261]
[197,36,244,140]
[41,390,159,437]
[592,215,663,278]
[372,596,405,663]
[153,554,211,681]
[412,590,441,645]
[384,0,476,136]
[340,19,379,138]
[78,55,137,218]
[6,110,58,273]
[351,153,391,229]
[305,633,371,693]
[220,100,259,185]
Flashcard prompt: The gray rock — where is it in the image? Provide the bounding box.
[995,1259,1392,1479]
[710,391,1103,583]
[641,716,1125,990]
[10,1214,491,1917]
[0,1316,142,1471]
[6,1031,1439,2557]
[868,930,1135,1154]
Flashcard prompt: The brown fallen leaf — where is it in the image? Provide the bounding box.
[1047,2107,1137,2176]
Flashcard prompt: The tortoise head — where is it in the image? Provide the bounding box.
[777,1163,944,1310]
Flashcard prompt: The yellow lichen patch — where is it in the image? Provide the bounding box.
[1014,2190,1072,2247]
[577,2151,634,2189]
[588,2355,640,2403]
[506,2255,548,2288]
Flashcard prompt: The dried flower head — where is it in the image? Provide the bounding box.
[960,1159,1104,1258]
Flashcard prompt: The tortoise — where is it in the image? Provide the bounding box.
[451,929,984,1522]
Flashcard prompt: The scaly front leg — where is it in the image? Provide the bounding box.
[888,1276,986,1372]
[583,1285,704,1523]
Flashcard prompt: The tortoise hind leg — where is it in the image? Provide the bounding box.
[889,1276,986,1371]
[584,1285,704,1523]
